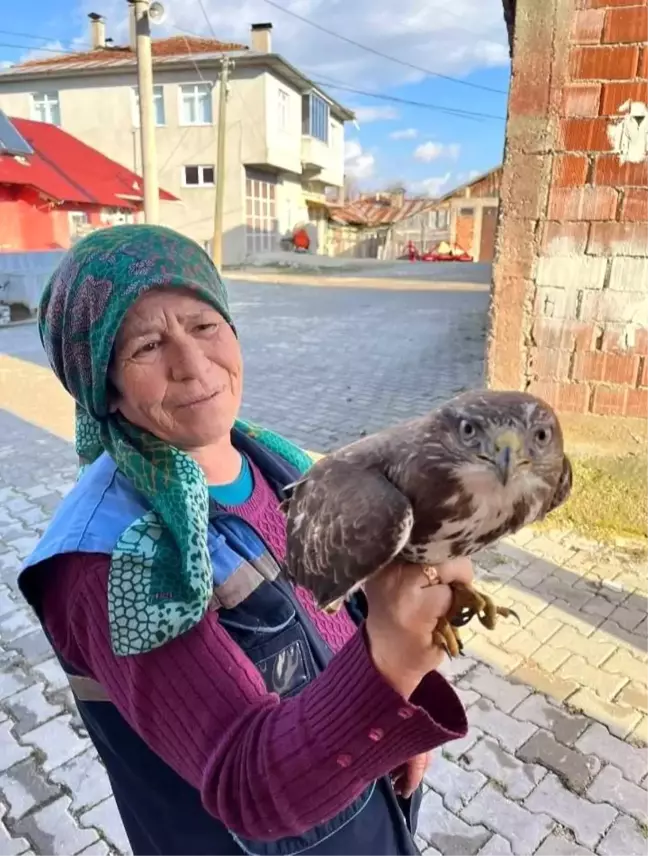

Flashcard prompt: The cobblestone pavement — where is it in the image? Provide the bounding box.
[1,282,647,855]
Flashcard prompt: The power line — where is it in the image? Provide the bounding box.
[311,77,506,122]
[0,28,92,48]
[0,42,84,56]
[260,0,509,95]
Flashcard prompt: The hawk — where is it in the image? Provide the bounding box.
[282,390,572,656]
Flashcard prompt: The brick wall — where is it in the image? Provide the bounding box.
[455,211,476,254]
[487,0,647,417]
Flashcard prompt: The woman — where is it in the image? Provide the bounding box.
[19,224,472,856]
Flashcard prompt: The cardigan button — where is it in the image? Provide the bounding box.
[368,727,384,742]
[336,753,352,768]
[397,707,414,720]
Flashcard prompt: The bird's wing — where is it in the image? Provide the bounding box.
[282,458,413,609]
[547,455,573,513]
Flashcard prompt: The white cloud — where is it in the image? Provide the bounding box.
[390,128,418,140]
[353,105,399,123]
[409,172,453,197]
[344,139,375,180]
[71,0,509,89]
[414,141,461,162]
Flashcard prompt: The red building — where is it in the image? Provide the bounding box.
[0,117,176,251]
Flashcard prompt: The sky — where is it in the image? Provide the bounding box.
[0,0,511,198]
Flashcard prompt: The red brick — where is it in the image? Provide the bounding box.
[570,45,639,79]
[529,347,572,380]
[560,118,610,151]
[572,350,640,384]
[620,188,648,220]
[541,221,590,254]
[640,46,648,77]
[553,153,590,186]
[603,6,648,43]
[495,219,537,280]
[593,154,648,186]
[600,81,648,115]
[640,357,647,387]
[532,318,597,351]
[591,385,627,415]
[562,84,602,117]
[626,387,648,417]
[588,222,648,255]
[548,187,618,220]
[573,8,606,42]
[601,325,648,355]
[527,381,590,413]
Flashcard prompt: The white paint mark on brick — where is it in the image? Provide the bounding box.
[536,256,607,291]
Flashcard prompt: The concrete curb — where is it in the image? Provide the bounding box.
[225,271,491,291]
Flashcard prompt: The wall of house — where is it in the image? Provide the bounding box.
[488,0,647,417]
[0,187,70,250]
[0,65,347,265]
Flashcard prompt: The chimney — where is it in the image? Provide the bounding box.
[88,13,106,49]
[250,23,272,53]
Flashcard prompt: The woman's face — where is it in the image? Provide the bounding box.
[110,288,242,450]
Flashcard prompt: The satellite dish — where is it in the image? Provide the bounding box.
[149,1,167,25]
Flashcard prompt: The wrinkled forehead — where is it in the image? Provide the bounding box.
[117,286,222,338]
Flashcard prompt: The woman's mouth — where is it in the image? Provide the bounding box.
[177,389,222,409]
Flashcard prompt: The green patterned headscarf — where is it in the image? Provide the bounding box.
[38,224,238,655]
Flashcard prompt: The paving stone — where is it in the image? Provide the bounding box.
[32,658,68,693]
[49,750,112,813]
[13,795,98,855]
[609,605,646,632]
[24,485,54,501]
[511,695,589,746]
[4,537,39,561]
[0,721,31,773]
[75,842,112,856]
[550,602,601,636]
[629,715,648,746]
[459,664,531,713]
[21,715,90,772]
[0,611,39,644]
[477,834,514,855]
[4,684,64,736]
[531,644,573,674]
[501,630,542,660]
[598,620,647,656]
[517,729,600,793]
[7,631,53,667]
[456,687,481,708]
[587,765,648,823]
[439,655,478,682]
[511,664,580,704]
[467,699,536,754]
[461,783,554,855]
[615,682,648,714]
[443,728,484,762]
[466,636,523,675]
[580,596,617,620]
[80,798,130,855]
[524,773,617,849]
[420,847,441,856]
[424,750,487,812]
[0,586,18,619]
[0,805,30,856]
[418,789,490,855]
[567,688,641,739]
[601,649,647,684]
[0,667,34,702]
[557,656,629,701]
[535,832,594,855]
[576,722,648,784]
[596,815,647,856]
[0,758,61,820]
[549,628,617,667]
[463,736,546,800]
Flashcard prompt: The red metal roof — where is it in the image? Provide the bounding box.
[0,117,176,208]
[18,35,247,73]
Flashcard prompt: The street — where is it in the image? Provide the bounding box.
[0,280,646,856]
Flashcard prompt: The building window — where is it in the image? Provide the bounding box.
[277,88,290,132]
[132,85,165,126]
[438,209,448,228]
[180,83,213,125]
[302,93,329,143]
[30,91,60,125]
[428,210,438,228]
[183,165,215,186]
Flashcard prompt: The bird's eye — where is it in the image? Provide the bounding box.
[534,426,552,446]
[459,419,477,442]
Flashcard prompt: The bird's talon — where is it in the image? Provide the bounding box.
[497,606,521,624]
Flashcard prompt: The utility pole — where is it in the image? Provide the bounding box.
[212,55,233,268]
[131,0,159,224]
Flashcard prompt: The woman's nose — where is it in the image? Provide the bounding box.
[168,336,207,381]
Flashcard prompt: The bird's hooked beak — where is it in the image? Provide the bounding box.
[492,430,522,486]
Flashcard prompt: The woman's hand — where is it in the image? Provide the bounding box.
[364,558,474,699]
[391,751,430,799]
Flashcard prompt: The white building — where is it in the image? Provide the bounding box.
[0,16,353,264]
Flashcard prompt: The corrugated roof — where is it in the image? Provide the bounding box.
[0,116,177,207]
[16,35,247,74]
[329,197,440,226]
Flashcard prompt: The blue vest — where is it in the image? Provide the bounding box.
[20,429,422,856]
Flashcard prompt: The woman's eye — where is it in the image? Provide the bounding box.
[134,342,159,357]
[195,323,219,333]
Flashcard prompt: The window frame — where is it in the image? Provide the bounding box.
[132,84,166,127]
[182,164,216,187]
[30,90,61,126]
[178,82,214,126]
